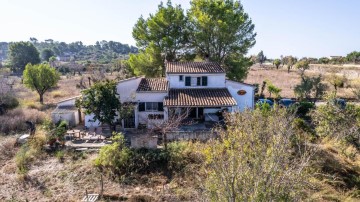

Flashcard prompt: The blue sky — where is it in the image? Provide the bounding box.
[1,0,359,58]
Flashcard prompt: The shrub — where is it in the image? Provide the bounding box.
[94,133,201,177]
[15,144,31,175]
[0,108,46,134]
[0,137,17,161]
[55,150,65,162]
[0,94,19,114]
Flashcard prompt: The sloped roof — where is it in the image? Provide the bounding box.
[166,62,225,74]
[164,88,237,107]
[136,78,168,92]
[51,106,78,114]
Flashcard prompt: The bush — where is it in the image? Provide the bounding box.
[0,108,46,134]
[290,102,315,118]
[0,94,19,114]
[55,150,65,162]
[15,144,31,175]
[94,133,200,177]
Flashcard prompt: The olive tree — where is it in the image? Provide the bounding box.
[23,63,60,104]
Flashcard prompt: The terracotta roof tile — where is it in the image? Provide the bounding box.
[166,62,225,74]
[164,88,237,107]
[136,78,168,92]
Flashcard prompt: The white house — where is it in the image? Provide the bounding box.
[51,96,83,127]
[84,61,255,130]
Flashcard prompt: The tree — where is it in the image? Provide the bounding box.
[188,0,256,80]
[49,56,57,67]
[273,59,281,69]
[41,48,55,62]
[126,42,163,77]
[295,60,310,75]
[131,0,189,76]
[346,51,360,64]
[318,57,330,64]
[203,109,312,201]
[256,50,266,66]
[284,56,297,73]
[327,73,346,94]
[23,63,60,104]
[294,75,327,102]
[8,41,40,72]
[77,80,121,132]
[267,82,281,98]
[224,54,253,81]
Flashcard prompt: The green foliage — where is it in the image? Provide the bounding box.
[346,51,360,64]
[0,94,19,114]
[273,59,281,69]
[295,60,310,75]
[133,1,188,60]
[8,41,40,72]
[312,95,360,145]
[289,101,315,119]
[95,133,200,177]
[294,75,327,101]
[318,57,330,64]
[126,43,163,77]
[23,63,60,104]
[15,144,30,175]
[77,80,120,130]
[55,150,65,162]
[224,54,253,82]
[267,82,281,98]
[283,56,297,73]
[327,73,347,92]
[203,109,311,201]
[40,48,55,62]
[188,0,255,79]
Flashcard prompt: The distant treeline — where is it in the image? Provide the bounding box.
[0,38,138,63]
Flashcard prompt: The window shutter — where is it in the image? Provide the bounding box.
[158,102,164,111]
[179,75,183,81]
[202,76,208,86]
[197,77,201,86]
[138,102,145,111]
[185,76,191,86]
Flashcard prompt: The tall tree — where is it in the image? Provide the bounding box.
[131,0,189,76]
[188,0,256,81]
[77,80,121,132]
[41,48,55,62]
[8,42,40,72]
[256,50,266,66]
[23,63,60,104]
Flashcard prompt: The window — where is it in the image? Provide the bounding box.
[179,75,183,81]
[146,102,158,111]
[185,76,191,86]
[139,102,164,112]
[139,102,145,111]
[184,76,208,86]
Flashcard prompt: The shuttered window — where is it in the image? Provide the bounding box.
[158,102,164,111]
[138,102,145,111]
[185,76,191,86]
[202,76,208,86]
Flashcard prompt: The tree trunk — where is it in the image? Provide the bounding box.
[39,93,44,104]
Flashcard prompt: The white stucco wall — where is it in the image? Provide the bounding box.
[136,92,167,125]
[226,80,255,112]
[85,113,101,128]
[166,73,226,88]
[51,111,79,127]
[116,77,143,103]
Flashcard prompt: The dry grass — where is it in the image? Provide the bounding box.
[0,108,46,134]
[245,64,360,99]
